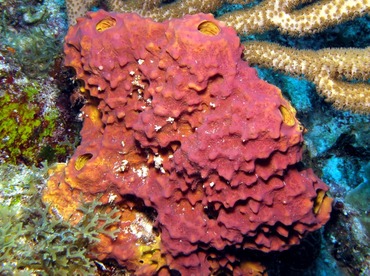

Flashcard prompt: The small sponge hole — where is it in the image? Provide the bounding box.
[96,17,116,32]
[75,153,93,170]
[198,21,220,36]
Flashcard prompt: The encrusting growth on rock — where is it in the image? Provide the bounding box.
[64,0,370,113]
[43,11,333,275]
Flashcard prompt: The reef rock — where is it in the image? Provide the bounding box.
[43,10,333,275]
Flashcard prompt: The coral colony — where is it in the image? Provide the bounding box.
[42,11,333,274]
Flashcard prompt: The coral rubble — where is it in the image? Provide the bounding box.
[43,11,333,274]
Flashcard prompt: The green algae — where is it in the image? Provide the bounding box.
[0,82,58,164]
[0,164,121,275]
[0,43,80,165]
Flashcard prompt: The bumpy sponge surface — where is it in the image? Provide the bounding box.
[43,10,332,275]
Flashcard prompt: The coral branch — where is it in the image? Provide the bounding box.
[107,0,226,21]
[66,0,99,25]
[66,1,252,24]
[243,42,370,112]
[219,0,370,35]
